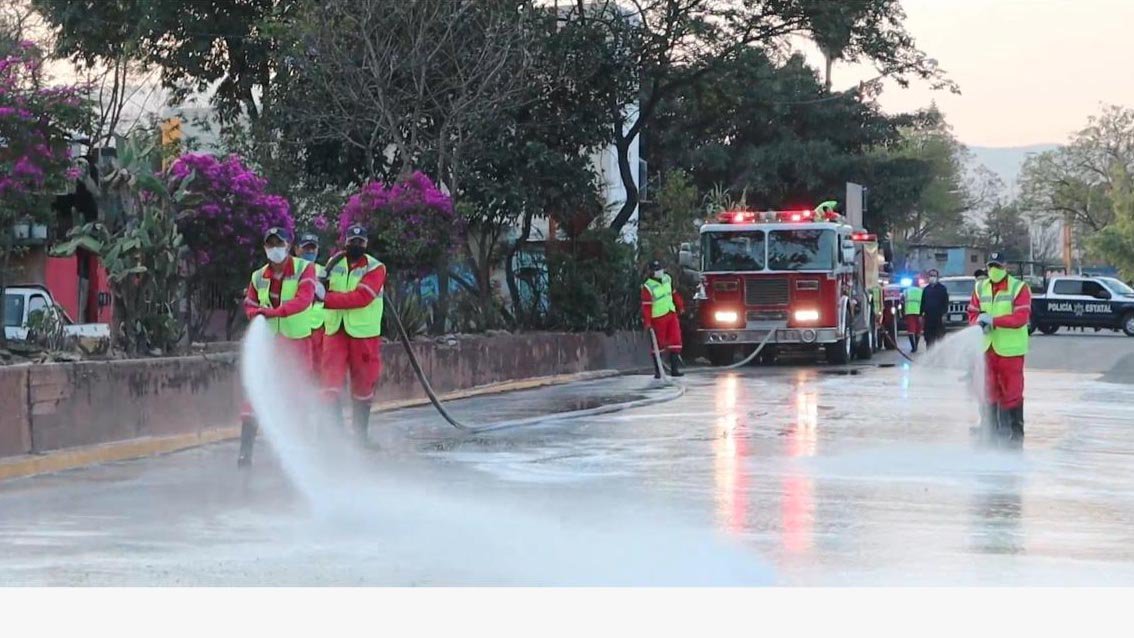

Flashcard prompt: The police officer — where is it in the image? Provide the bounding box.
[968,253,1032,447]
[921,269,949,348]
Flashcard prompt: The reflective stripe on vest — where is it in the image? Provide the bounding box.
[644,274,676,319]
[904,286,923,315]
[294,261,326,330]
[251,257,313,339]
[978,276,1029,356]
[324,255,384,338]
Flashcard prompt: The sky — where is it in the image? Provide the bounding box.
[807,0,1134,148]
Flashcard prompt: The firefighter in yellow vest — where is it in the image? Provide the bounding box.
[967,253,1031,447]
[641,260,685,378]
[903,278,924,352]
[238,226,319,467]
[318,224,387,444]
[295,232,326,369]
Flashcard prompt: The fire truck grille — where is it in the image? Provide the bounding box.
[745,277,790,306]
[747,310,788,322]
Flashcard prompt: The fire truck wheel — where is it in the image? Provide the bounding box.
[706,345,737,367]
[825,335,852,365]
[855,329,874,360]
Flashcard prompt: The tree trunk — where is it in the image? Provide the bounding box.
[608,133,639,234]
[505,207,535,327]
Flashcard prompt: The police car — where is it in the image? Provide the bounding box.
[1030,275,1134,336]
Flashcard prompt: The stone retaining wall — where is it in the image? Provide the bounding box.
[0,332,647,458]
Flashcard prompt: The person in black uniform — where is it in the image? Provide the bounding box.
[921,269,950,348]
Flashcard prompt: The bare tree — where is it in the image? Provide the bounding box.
[294,0,535,192]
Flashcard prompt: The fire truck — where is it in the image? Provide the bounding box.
[693,206,883,365]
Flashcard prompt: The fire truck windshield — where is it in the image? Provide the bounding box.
[767,229,836,271]
[702,230,766,272]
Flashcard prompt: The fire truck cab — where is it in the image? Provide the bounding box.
[694,207,882,365]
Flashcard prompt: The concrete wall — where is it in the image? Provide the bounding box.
[0,332,647,459]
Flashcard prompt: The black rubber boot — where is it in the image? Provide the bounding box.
[352,400,372,446]
[669,351,685,377]
[908,334,918,353]
[996,406,1015,446]
[651,353,662,379]
[237,417,257,468]
[1008,404,1025,449]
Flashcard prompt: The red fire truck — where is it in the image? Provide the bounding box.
[693,207,883,365]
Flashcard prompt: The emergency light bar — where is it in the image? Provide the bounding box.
[851,232,877,242]
[716,207,846,224]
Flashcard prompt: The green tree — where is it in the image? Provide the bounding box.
[1018,105,1134,234]
[1090,166,1134,279]
[33,0,290,124]
[981,202,1030,261]
[574,0,948,234]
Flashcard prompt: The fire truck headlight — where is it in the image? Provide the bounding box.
[714,310,740,324]
[794,309,820,322]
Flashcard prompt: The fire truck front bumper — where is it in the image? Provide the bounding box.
[698,327,841,346]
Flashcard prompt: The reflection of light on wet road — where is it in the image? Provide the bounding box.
[712,374,746,536]
[783,371,817,555]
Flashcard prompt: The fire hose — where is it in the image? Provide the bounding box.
[385,296,686,434]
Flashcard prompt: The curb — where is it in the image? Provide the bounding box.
[0,369,624,481]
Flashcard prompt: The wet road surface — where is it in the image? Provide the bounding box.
[2,333,1134,585]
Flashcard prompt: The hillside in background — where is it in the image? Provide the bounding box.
[968,144,1060,195]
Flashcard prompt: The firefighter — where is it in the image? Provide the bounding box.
[641,260,685,378]
[921,269,949,348]
[239,227,319,467]
[319,224,387,444]
[968,253,1031,447]
[295,232,326,370]
[903,276,924,352]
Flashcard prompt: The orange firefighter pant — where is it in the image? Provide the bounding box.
[321,332,383,402]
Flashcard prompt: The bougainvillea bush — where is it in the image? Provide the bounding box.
[338,171,463,272]
[166,153,293,337]
[0,40,90,341]
[0,40,88,233]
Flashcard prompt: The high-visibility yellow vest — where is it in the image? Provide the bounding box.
[643,274,676,318]
[294,262,326,330]
[978,276,1029,356]
[324,255,384,338]
[904,286,923,315]
[250,257,313,339]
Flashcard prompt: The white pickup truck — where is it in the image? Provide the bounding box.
[3,285,111,342]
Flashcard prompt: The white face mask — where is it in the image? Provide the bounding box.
[265,246,289,264]
[930,277,938,284]
[653,269,664,279]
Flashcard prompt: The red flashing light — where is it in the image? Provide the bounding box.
[718,210,756,224]
[851,232,877,242]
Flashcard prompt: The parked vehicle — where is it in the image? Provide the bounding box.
[1028,275,1134,336]
[693,206,881,365]
[938,275,977,328]
[3,284,111,342]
